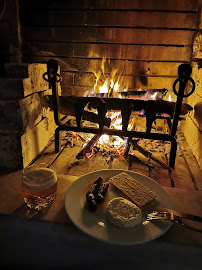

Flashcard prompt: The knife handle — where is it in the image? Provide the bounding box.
[181,214,202,223]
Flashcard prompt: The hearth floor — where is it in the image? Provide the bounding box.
[34,127,202,191]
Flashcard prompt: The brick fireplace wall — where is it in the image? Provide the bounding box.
[16,0,199,99]
[181,25,202,169]
[0,63,61,169]
[1,0,202,169]
[0,0,22,63]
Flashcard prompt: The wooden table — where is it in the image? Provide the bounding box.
[0,170,202,269]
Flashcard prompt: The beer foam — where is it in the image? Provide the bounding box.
[22,168,57,191]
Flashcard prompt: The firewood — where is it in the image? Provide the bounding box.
[48,95,192,118]
[47,96,192,134]
[131,139,172,171]
[76,134,101,160]
[128,153,154,168]
[47,95,111,127]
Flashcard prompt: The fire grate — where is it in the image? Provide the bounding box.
[43,59,195,168]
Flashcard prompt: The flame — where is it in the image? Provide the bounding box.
[98,134,109,144]
[105,111,122,130]
[113,117,122,130]
[151,92,157,100]
[98,134,125,151]
[168,95,172,102]
[85,57,138,154]
[140,108,145,115]
[82,57,169,157]
[94,110,125,153]
[99,81,108,93]
[92,57,128,96]
[114,81,119,92]
[89,57,130,151]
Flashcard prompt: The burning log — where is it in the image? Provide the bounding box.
[47,95,110,128]
[102,98,192,134]
[144,100,192,135]
[76,134,101,160]
[131,139,172,171]
[128,153,154,169]
[48,96,192,134]
[120,88,168,99]
[68,134,102,170]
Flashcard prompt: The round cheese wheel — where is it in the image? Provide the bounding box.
[106,197,142,228]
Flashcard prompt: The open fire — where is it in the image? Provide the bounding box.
[45,59,194,168]
[62,58,175,164]
[78,58,172,162]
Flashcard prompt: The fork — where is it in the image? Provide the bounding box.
[147,211,202,233]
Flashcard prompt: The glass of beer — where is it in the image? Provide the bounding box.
[22,163,57,210]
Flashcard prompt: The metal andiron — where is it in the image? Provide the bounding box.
[43,60,195,168]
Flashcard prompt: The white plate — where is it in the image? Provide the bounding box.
[65,169,175,245]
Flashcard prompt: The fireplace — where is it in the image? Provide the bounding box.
[43,58,195,169]
[0,0,202,171]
